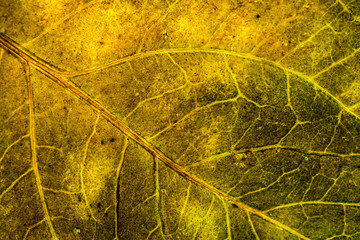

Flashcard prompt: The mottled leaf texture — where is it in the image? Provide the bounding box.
[1,0,360,239]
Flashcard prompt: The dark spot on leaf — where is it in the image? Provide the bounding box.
[97,202,101,208]
[110,138,115,142]
[101,140,105,145]
[256,14,260,18]
[232,204,238,208]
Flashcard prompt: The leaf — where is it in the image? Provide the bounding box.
[1,0,360,239]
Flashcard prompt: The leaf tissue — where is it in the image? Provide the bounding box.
[1,0,360,239]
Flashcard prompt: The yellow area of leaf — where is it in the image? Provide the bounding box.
[1,0,360,239]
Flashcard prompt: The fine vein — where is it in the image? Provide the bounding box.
[2,33,310,239]
[26,63,58,240]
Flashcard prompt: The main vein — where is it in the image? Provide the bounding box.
[1,34,309,240]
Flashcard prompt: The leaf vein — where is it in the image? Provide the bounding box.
[27,63,58,240]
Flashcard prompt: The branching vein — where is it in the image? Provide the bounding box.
[80,112,100,222]
[0,32,337,240]
[26,63,58,239]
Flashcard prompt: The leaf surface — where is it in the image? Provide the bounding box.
[1,0,360,239]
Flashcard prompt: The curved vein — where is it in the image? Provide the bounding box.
[80,112,100,222]
[0,33,327,240]
[0,134,29,164]
[64,47,360,121]
[22,0,101,47]
[1,33,358,122]
[0,168,33,201]
[262,200,360,213]
[26,63,58,240]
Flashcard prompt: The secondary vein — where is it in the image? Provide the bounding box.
[26,63,58,240]
[2,33,309,240]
